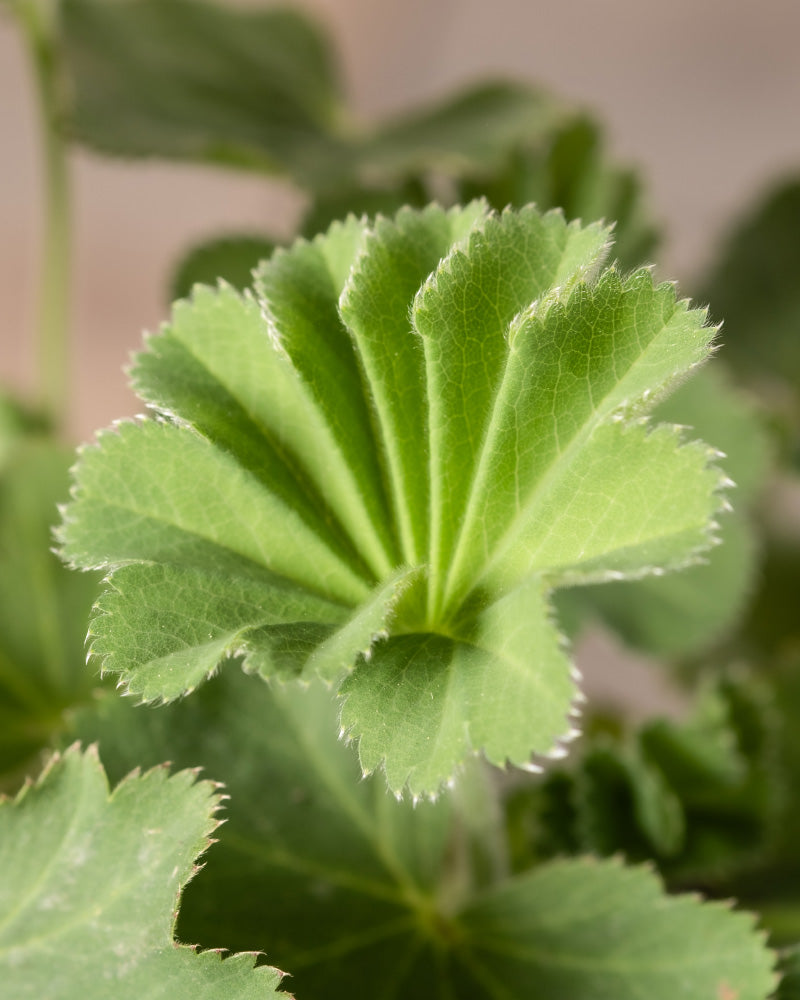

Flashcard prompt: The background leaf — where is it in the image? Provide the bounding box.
[458,115,658,271]
[62,0,348,185]
[67,671,777,999]
[0,431,100,785]
[171,235,278,300]
[0,744,284,998]
[701,177,800,393]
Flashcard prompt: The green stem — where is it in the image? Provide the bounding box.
[13,0,71,430]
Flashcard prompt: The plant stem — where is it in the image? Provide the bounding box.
[13,0,71,431]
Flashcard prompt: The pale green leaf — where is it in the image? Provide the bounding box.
[254,217,399,579]
[60,418,369,606]
[304,565,423,683]
[654,363,772,505]
[61,204,723,793]
[413,206,612,613]
[555,364,769,657]
[339,202,489,564]
[0,744,283,998]
[558,511,755,656]
[88,562,345,700]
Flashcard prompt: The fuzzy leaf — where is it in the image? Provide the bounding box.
[557,511,755,656]
[61,204,723,793]
[555,363,769,657]
[0,744,283,998]
[69,671,776,1000]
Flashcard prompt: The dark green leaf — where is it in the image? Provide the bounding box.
[171,235,277,300]
[62,0,348,185]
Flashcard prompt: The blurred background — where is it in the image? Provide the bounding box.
[3,0,800,440]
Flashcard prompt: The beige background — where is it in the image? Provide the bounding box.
[3,0,800,439]
[5,0,797,712]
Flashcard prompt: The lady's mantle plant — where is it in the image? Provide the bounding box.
[59,202,724,796]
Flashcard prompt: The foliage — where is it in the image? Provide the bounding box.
[64,670,776,1000]
[0,744,284,998]
[59,204,723,795]
[3,0,800,997]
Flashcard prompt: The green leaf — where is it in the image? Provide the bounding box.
[459,114,659,271]
[777,946,800,999]
[702,177,800,391]
[574,743,686,858]
[68,672,777,999]
[61,204,723,794]
[69,672,458,998]
[654,363,771,506]
[339,578,577,797]
[360,82,567,181]
[61,0,348,186]
[0,744,283,998]
[455,856,775,1000]
[0,439,100,783]
[60,2,567,197]
[555,363,769,657]
[171,235,277,301]
[513,674,779,887]
[557,511,756,656]
[0,392,52,468]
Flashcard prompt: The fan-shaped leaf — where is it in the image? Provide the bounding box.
[61,204,723,793]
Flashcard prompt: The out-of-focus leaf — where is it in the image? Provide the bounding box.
[454,856,775,1000]
[0,439,100,783]
[170,235,277,300]
[0,392,51,468]
[69,671,777,1000]
[509,674,779,887]
[776,946,800,999]
[0,744,285,998]
[360,82,567,181]
[701,178,800,392]
[61,0,350,185]
[459,115,658,271]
